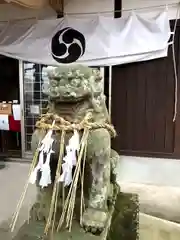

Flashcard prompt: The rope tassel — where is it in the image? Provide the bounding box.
[57,128,89,232]
[10,149,39,232]
[11,112,116,236]
[44,130,66,235]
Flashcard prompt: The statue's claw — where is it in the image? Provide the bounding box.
[82,208,108,235]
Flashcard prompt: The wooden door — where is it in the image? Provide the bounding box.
[111,20,180,158]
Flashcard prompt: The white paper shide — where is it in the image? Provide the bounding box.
[58,130,80,186]
[29,125,80,188]
[29,126,55,188]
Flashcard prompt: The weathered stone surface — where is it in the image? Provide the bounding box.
[12,192,139,240]
[2,66,139,239]
[107,192,139,240]
[12,221,99,240]
[3,162,180,240]
[31,65,120,234]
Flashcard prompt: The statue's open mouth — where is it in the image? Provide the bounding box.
[50,95,88,103]
[50,92,91,102]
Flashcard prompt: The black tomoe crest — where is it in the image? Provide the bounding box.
[51,27,86,64]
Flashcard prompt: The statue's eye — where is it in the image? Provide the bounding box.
[50,80,58,86]
[68,72,73,78]
[71,79,80,87]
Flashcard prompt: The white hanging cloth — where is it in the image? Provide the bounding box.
[0,10,170,66]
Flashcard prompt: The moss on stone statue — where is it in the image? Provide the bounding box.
[12,192,139,240]
[107,192,139,240]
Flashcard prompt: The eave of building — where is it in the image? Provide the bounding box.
[0,0,63,14]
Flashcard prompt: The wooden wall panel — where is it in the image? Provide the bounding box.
[111,21,180,158]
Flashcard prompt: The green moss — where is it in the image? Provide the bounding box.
[108,192,139,240]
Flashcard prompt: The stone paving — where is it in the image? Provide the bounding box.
[0,161,36,239]
[119,182,180,224]
[1,161,180,239]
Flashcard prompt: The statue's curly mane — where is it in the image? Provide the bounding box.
[42,65,109,122]
[43,65,104,102]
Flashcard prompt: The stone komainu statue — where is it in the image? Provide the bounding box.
[31,65,120,235]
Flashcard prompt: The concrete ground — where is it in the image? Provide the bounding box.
[116,155,180,223]
[1,161,180,239]
[0,161,36,239]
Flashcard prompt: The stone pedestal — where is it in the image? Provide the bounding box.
[12,192,139,240]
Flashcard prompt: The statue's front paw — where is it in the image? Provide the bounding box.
[82,208,108,235]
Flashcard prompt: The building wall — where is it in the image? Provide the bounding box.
[64,0,114,17]
[122,0,179,19]
[64,0,179,19]
[118,1,180,188]
[0,4,56,21]
[118,156,180,187]
[0,1,178,22]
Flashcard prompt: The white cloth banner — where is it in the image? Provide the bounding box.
[0,11,170,66]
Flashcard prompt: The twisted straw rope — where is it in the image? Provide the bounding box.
[35,112,117,137]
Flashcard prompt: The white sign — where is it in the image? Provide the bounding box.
[0,115,9,130]
[30,105,40,115]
